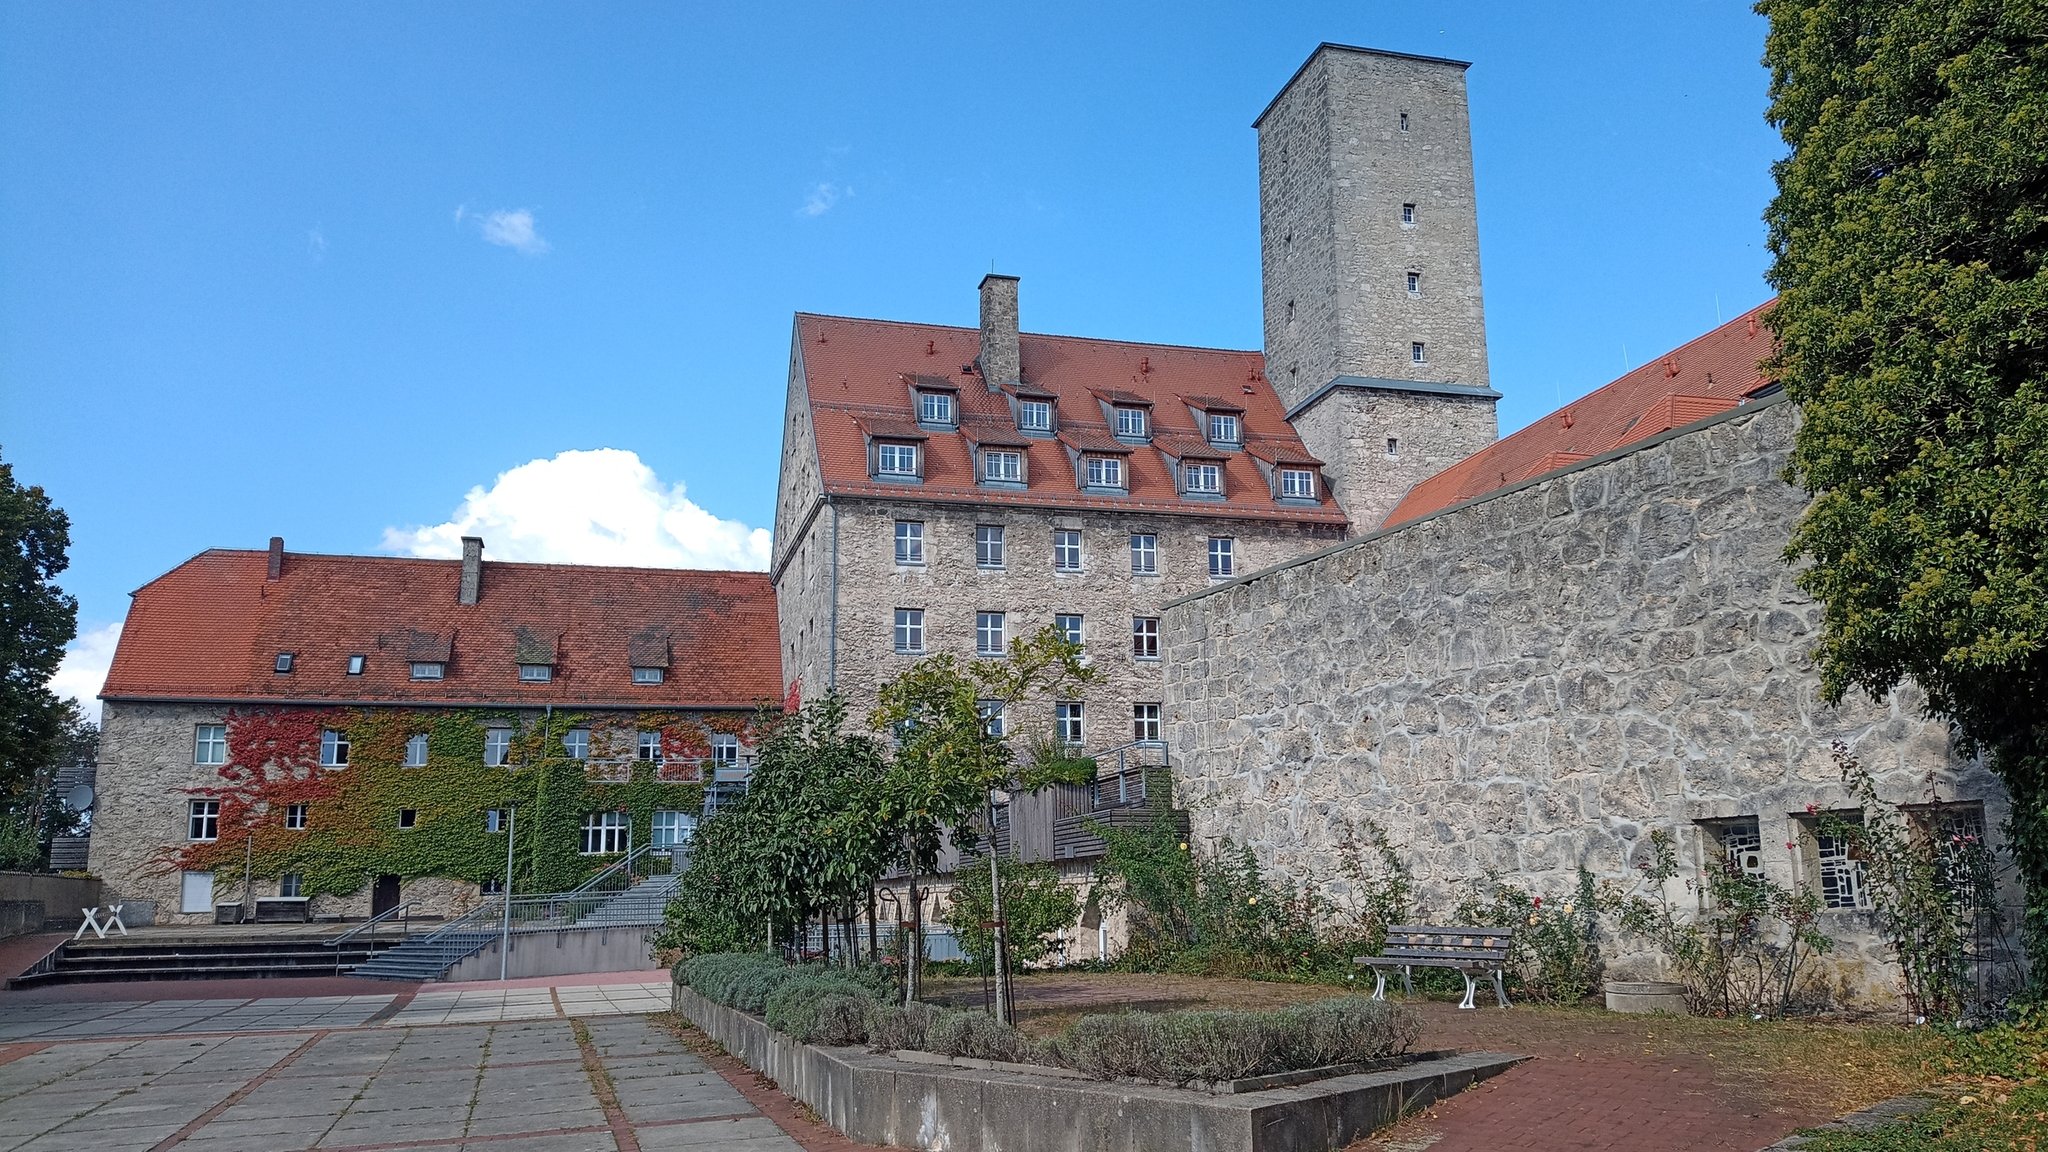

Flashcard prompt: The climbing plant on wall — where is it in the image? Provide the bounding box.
[156,706,756,899]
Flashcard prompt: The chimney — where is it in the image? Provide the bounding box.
[266,537,284,581]
[459,536,484,605]
[978,274,1020,393]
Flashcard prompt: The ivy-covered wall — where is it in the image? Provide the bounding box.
[92,699,755,921]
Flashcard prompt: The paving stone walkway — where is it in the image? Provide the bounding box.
[0,1015,804,1152]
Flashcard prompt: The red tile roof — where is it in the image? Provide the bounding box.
[103,549,782,709]
[1384,302,1776,527]
[796,314,1347,526]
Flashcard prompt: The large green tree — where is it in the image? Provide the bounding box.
[0,449,78,832]
[1759,0,2048,980]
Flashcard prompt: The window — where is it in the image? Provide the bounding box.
[652,809,696,849]
[1054,614,1084,647]
[1280,469,1316,499]
[484,728,513,767]
[1401,203,1416,225]
[977,700,1006,738]
[486,809,506,833]
[346,654,365,676]
[403,733,429,767]
[1130,533,1158,575]
[562,728,590,760]
[1386,437,1401,456]
[893,608,925,654]
[481,877,504,896]
[1133,703,1163,743]
[1411,342,1427,365]
[976,611,1006,656]
[917,390,955,425]
[285,803,307,830]
[194,724,227,766]
[1132,616,1160,660]
[1055,702,1085,746]
[279,873,303,898]
[975,525,1006,569]
[1707,817,1766,879]
[894,520,925,565]
[397,808,418,830]
[1053,529,1083,572]
[982,449,1023,483]
[274,652,294,673]
[1399,111,1410,131]
[410,662,445,680]
[518,664,553,683]
[1208,537,1236,579]
[1406,271,1421,296]
[637,731,664,763]
[1114,406,1148,439]
[877,442,919,476]
[1207,412,1240,445]
[1915,804,1989,900]
[320,729,349,768]
[1814,824,1869,910]
[710,733,740,766]
[632,666,664,685]
[1085,456,1124,489]
[1018,399,1053,432]
[1182,462,1222,495]
[580,811,629,855]
[188,800,219,842]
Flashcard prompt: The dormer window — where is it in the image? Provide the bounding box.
[1084,456,1125,490]
[1206,412,1241,446]
[518,664,553,683]
[917,390,955,426]
[1279,469,1317,500]
[877,442,920,477]
[981,449,1023,484]
[632,666,664,685]
[1114,406,1148,439]
[274,652,294,674]
[1018,399,1053,433]
[410,662,445,680]
[1182,461,1223,495]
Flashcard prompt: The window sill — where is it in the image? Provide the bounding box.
[975,564,1007,572]
[978,479,1027,490]
[872,474,924,485]
[1081,486,1128,497]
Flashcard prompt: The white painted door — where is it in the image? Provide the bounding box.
[180,871,215,913]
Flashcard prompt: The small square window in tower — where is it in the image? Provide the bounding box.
[1406,271,1421,296]
[1386,437,1401,457]
[1399,111,1410,132]
[894,520,925,565]
[1411,342,1427,365]
[1401,203,1416,226]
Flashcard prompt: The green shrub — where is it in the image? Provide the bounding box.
[763,974,877,1042]
[922,1009,1041,1064]
[807,994,874,1046]
[1045,997,1419,1086]
[864,1001,944,1052]
[1281,996,1423,1069]
[1046,1013,1163,1080]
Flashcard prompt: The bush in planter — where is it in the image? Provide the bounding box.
[1045,1013,1162,1081]
[922,1009,1041,1064]
[678,952,786,1008]
[864,1001,944,1052]
[1282,996,1423,1069]
[763,974,879,1042]
[1046,997,1419,1086]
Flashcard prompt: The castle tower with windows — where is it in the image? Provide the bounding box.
[1256,44,1500,526]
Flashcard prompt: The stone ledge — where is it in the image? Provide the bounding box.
[672,979,1524,1152]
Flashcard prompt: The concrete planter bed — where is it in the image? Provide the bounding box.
[673,980,1524,1152]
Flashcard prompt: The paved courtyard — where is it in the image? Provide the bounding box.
[0,978,827,1152]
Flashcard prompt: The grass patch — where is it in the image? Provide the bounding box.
[1793,1011,2048,1151]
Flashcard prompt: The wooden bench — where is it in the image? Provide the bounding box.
[1354,924,1514,1010]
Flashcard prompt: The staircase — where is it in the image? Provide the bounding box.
[9,931,404,988]
[348,846,682,982]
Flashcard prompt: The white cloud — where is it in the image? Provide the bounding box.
[453,204,550,255]
[52,622,121,722]
[382,449,769,571]
[798,182,852,218]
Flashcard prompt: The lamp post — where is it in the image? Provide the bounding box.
[499,807,515,981]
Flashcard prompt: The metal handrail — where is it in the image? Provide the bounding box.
[566,843,655,896]
[328,902,411,974]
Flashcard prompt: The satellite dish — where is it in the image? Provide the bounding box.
[64,784,95,812]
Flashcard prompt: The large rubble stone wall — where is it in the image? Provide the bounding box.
[1162,398,2018,998]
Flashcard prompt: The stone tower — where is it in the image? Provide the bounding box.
[1257,44,1500,528]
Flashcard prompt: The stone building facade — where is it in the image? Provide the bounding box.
[1161,396,2019,997]
[92,539,781,925]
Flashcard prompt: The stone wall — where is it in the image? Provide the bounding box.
[1292,388,1498,530]
[1162,398,2019,1001]
[773,332,836,701]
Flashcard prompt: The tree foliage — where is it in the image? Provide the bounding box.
[0,450,78,861]
[1759,0,2048,982]
[947,854,1081,968]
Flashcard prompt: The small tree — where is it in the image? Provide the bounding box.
[948,855,1081,969]
[0,449,79,854]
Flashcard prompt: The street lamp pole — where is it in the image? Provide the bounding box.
[499,807,515,981]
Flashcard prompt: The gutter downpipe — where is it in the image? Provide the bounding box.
[827,496,840,692]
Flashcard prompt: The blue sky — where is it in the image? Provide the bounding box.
[1,2,1782,709]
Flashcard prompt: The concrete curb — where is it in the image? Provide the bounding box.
[673,979,1526,1152]
[1754,1093,1941,1150]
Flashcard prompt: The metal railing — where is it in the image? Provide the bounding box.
[326,902,411,973]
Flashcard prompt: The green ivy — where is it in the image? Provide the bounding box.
[164,706,748,899]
